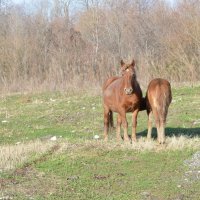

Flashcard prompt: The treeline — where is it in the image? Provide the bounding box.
[1,0,200,92]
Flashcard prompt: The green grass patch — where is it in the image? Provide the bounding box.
[1,85,200,144]
[0,85,200,199]
[28,148,195,199]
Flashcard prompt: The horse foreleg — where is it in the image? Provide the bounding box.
[104,107,110,142]
[132,109,139,143]
[120,112,129,142]
[147,110,153,141]
[116,114,122,142]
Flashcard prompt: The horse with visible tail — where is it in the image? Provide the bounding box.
[146,78,172,144]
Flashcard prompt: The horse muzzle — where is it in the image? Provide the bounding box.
[124,88,133,95]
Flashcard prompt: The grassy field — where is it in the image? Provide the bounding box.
[0,85,200,199]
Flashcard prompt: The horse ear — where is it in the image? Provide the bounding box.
[120,59,125,67]
[131,59,135,67]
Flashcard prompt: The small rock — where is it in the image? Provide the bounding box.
[50,136,57,141]
[141,191,150,197]
[193,119,200,125]
[50,98,56,102]
[177,185,182,188]
[2,120,8,123]
[94,135,100,139]
[67,175,79,181]
[15,142,21,145]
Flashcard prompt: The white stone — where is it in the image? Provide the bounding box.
[15,142,21,145]
[94,135,100,139]
[50,136,57,141]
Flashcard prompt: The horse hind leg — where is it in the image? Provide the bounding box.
[159,110,168,144]
[152,109,161,144]
[147,110,153,141]
[109,111,114,130]
[159,123,165,144]
[156,115,167,144]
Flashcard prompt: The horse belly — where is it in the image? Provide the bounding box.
[103,95,118,112]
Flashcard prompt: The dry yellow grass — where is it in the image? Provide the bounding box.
[0,140,55,171]
[58,135,200,154]
[1,135,199,172]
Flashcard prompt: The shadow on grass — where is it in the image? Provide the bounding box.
[138,127,200,139]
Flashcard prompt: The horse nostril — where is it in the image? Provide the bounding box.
[124,88,133,94]
[126,88,133,94]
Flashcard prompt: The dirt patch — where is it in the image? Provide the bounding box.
[1,144,63,199]
[2,167,65,199]
[0,177,18,188]
[94,174,110,180]
[184,151,200,183]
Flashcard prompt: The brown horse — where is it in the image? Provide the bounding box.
[146,78,172,144]
[103,59,143,142]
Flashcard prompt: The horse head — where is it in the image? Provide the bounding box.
[120,59,136,95]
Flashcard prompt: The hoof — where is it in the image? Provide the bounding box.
[124,137,131,144]
[116,137,123,143]
[131,138,137,143]
[158,140,165,145]
[147,137,151,141]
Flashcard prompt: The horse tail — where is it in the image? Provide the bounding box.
[140,97,147,111]
[153,86,170,126]
[108,111,114,130]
